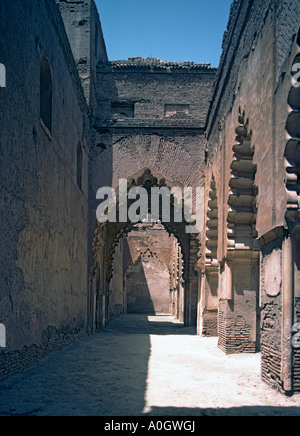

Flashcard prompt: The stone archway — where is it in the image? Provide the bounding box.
[91,168,201,329]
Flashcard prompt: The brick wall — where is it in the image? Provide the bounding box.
[218,299,256,354]
[259,237,284,391]
[96,62,216,121]
[0,325,85,383]
[218,300,228,354]
[261,300,283,391]
[91,59,216,193]
[202,310,218,337]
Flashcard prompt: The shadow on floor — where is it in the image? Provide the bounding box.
[105,314,196,336]
[0,315,299,417]
[0,314,192,416]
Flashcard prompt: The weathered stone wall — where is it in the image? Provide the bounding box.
[95,59,215,123]
[123,224,177,316]
[90,59,216,205]
[126,251,170,315]
[124,224,177,273]
[207,0,300,239]
[205,0,300,391]
[260,235,283,390]
[0,0,90,380]
[56,0,108,110]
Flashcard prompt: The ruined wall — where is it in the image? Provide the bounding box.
[0,0,90,380]
[56,0,108,110]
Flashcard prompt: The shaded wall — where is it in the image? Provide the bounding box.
[126,253,170,315]
[0,0,90,381]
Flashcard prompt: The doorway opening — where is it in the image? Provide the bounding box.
[108,219,185,323]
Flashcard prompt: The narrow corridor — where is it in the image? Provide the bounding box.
[0,315,299,416]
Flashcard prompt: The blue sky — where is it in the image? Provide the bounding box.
[95,0,233,67]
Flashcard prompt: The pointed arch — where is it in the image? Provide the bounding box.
[92,167,200,328]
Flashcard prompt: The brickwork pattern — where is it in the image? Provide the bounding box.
[218,300,256,354]
[260,299,283,391]
[202,311,218,337]
[0,326,85,383]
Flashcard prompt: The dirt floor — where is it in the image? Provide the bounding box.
[0,315,299,416]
